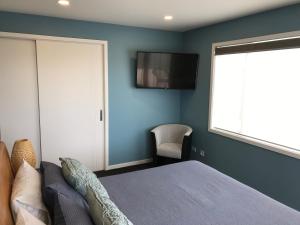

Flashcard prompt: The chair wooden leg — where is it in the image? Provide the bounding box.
[151,132,159,165]
[153,155,158,165]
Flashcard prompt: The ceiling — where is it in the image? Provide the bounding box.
[0,0,298,31]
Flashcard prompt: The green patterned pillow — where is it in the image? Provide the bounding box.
[59,158,109,199]
[86,187,133,225]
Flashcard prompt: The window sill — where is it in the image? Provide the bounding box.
[208,127,300,160]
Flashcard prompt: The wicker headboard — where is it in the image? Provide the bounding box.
[0,141,14,225]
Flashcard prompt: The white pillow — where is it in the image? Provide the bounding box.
[16,208,46,225]
[11,160,50,225]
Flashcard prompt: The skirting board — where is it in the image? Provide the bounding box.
[106,158,153,170]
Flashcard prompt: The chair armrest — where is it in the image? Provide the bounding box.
[150,127,159,134]
[150,128,162,147]
[184,128,193,136]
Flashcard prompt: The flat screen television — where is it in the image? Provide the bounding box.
[136,52,199,89]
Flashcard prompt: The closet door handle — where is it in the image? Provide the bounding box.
[100,110,103,121]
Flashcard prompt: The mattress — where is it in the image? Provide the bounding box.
[100,160,300,225]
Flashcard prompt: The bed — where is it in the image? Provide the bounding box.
[1,141,300,225]
[100,161,300,225]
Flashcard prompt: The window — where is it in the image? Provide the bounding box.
[209,32,300,159]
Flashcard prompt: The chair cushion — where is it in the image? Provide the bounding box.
[40,161,87,218]
[157,143,182,159]
[151,124,192,150]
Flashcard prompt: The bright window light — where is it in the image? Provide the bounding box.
[164,15,173,21]
[58,0,70,6]
[209,33,300,158]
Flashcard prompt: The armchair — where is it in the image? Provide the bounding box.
[151,124,193,163]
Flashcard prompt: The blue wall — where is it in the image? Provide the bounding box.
[0,11,183,165]
[1,3,300,210]
[181,4,300,210]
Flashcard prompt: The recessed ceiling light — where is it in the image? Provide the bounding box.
[164,15,173,21]
[58,0,70,6]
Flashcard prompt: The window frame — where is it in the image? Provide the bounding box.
[208,31,300,160]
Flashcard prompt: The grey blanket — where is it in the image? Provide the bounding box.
[100,161,300,225]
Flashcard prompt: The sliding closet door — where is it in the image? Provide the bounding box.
[36,40,105,171]
[0,38,41,162]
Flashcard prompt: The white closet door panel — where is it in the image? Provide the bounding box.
[0,38,41,163]
[36,40,104,171]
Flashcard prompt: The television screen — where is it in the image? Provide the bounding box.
[136,52,199,89]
